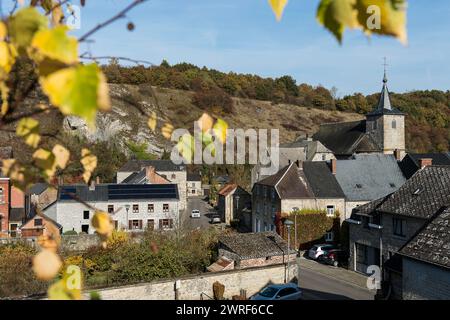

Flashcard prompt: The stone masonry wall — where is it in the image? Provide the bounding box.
[92,261,299,300]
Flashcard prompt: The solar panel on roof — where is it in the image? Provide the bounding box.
[107,184,177,200]
[60,187,77,200]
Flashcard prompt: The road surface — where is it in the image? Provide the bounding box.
[182,196,222,230]
[299,267,375,300]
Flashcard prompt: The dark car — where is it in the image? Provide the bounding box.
[318,249,349,267]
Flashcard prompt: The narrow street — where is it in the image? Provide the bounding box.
[181,196,221,230]
[298,258,375,300]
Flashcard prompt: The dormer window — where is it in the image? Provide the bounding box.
[356,184,363,189]
[389,183,396,188]
[413,188,423,196]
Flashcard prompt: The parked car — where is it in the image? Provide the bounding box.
[318,249,349,267]
[250,283,302,300]
[209,215,221,224]
[191,209,201,218]
[308,244,336,260]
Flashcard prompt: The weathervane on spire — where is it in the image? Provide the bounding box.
[382,57,388,83]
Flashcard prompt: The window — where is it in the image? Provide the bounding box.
[132,204,139,213]
[373,121,378,130]
[81,225,89,233]
[192,189,196,194]
[393,218,406,237]
[163,204,169,212]
[148,204,154,213]
[147,219,155,230]
[159,219,173,230]
[0,187,3,203]
[129,220,142,230]
[325,231,334,242]
[392,119,397,129]
[271,189,275,200]
[322,154,326,161]
[108,205,114,213]
[83,210,90,219]
[34,218,43,226]
[326,205,335,217]
[171,174,176,180]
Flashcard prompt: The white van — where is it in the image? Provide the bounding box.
[191,209,201,218]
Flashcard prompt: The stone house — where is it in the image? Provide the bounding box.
[49,183,179,234]
[398,207,450,300]
[252,161,345,233]
[313,73,406,160]
[116,160,187,211]
[217,231,297,269]
[21,213,62,238]
[0,176,26,238]
[347,165,450,299]
[334,153,407,219]
[217,183,251,228]
[399,153,450,179]
[186,173,202,197]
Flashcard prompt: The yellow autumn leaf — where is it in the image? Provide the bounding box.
[213,118,229,144]
[8,7,48,52]
[355,0,407,44]
[81,148,97,183]
[0,42,17,77]
[0,22,6,41]
[52,144,70,169]
[147,111,157,132]
[52,5,64,26]
[197,113,214,132]
[30,25,78,66]
[32,249,62,281]
[33,148,57,178]
[176,133,195,163]
[268,0,289,21]
[1,159,30,190]
[16,117,41,148]
[40,64,111,127]
[0,82,10,116]
[161,123,174,139]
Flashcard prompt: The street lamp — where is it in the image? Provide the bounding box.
[125,204,130,230]
[292,207,299,249]
[284,219,294,283]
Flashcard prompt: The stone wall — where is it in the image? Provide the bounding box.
[402,258,450,300]
[91,261,299,300]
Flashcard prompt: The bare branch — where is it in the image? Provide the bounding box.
[9,0,18,16]
[78,0,148,43]
[45,0,71,16]
[79,54,154,66]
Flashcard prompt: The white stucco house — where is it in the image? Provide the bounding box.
[48,183,179,234]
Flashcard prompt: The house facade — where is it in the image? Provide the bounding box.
[347,165,450,299]
[0,177,26,238]
[117,160,187,210]
[217,184,251,227]
[50,183,179,234]
[252,161,345,233]
[187,173,203,197]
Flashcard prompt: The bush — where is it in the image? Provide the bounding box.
[63,230,78,236]
[192,87,234,114]
[0,243,47,298]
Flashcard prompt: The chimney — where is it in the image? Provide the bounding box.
[330,158,337,175]
[145,166,156,182]
[57,176,64,186]
[419,158,432,169]
[394,149,402,161]
[89,179,95,191]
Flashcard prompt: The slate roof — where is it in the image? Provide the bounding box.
[399,207,450,269]
[219,231,296,259]
[313,120,381,156]
[58,183,179,202]
[335,154,406,201]
[399,153,450,179]
[121,170,147,184]
[27,183,49,195]
[378,165,450,219]
[366,74,404,116]
[303,162,345,198]
[118,160,186,172]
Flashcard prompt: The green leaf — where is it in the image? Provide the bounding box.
[8,7,48,52]
[40,64,110,127]
[16,117,41,148]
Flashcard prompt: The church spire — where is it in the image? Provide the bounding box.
[376,57,392,111]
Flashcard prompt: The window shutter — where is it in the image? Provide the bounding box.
[139,220,142,229]
[159,219,163,229]
[169,219,173,229]
[129,220,132,230]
